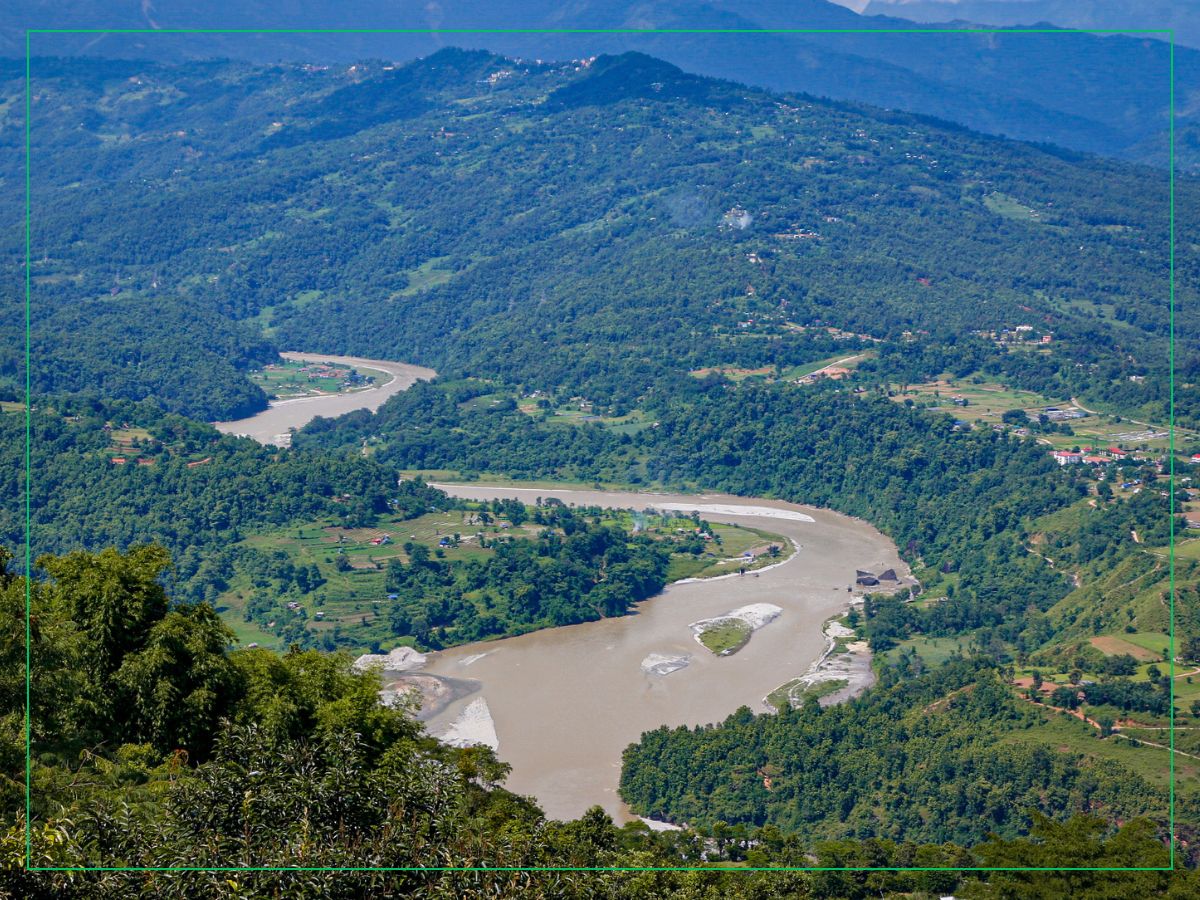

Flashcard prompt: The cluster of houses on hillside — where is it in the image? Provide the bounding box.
[972,325,1053,345]
[1051,446,1140,466]
[1050,446,1171,473]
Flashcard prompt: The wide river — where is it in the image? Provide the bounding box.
[215,356,905,823]
[213,352,435,445]
[415,484,905,823]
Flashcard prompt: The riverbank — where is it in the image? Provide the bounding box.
[213,352,435,445]
[765,618,876,711]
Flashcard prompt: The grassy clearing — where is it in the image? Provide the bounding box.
[545,408,646,428]
[984,192,1047,224]
[665,523,789,581]
[1172,675,1200,709]
[396,256,455,296]
[687,352,873,385]
[696,619,753,656]
[1116,632,1172,660]
[893,379,1063,423]
[879,634,966,669]
[249,359,389,402]
[513,398,653,432]
[220,605,282,649]
[1002,708,1178,799]
[689,365,774,381]
[1089,634,1161,661]
[1172,538,1200,561]
[106,426,153,456]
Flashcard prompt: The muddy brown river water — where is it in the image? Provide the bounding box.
[415,485,906,823]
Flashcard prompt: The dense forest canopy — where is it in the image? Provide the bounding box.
[2,49,1193,422]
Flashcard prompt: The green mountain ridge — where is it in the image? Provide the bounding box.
[6,48,1191,422]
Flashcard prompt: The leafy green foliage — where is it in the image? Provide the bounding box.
[382,502,672,648]
[619,659,1163,844]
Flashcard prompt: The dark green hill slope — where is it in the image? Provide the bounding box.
[6,49,1189,418]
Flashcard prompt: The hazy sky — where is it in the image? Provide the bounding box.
[833,0,1026,7]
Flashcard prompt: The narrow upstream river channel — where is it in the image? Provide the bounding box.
[213,352,435,445]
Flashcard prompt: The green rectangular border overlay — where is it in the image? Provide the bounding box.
[23,26,1176,873]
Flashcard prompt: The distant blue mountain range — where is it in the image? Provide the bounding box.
[864,1,1200,51]
[7,0,1191,168]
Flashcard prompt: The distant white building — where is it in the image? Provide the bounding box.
[1053,450,1082,465]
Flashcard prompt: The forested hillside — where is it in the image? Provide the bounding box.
[620,659,1162,842]
[4,49,1192,421]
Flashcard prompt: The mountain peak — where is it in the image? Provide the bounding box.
[545,50,727,111]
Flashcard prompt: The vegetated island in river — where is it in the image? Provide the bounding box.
[689,603,784,656]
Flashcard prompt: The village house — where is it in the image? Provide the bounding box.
[1053,450,1083,465]
[855,568,896,586]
